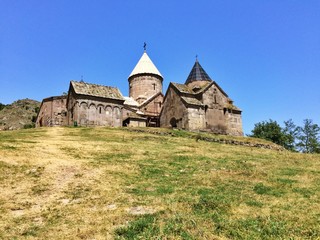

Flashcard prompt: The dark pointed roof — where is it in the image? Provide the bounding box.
[185,60,212,84]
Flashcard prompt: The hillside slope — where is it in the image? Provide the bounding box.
[0,99,40,130]
[0,127,319,239]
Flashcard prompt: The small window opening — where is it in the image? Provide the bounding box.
[71,108,74,119]
[193,86,201,92]
[99,107,102,114]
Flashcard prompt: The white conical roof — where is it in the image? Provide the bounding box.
[129,52,163,78]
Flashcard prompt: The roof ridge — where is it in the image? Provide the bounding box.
[71,80,119,89]
[139,91,163,107]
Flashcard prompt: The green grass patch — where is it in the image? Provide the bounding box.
[0,144,17,150]
[293,187,314,198]
[275,178,298,185]
[245,200,264,207]
[279,167,303,176]
[226,217,287,239]
[114,214,160,239]
[253,183,285,197]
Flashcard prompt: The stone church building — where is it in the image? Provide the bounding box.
[36,50,243,136]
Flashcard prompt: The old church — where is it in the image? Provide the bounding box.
[36,49,243,136]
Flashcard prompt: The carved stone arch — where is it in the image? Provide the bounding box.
[105,105,113,116]
[75,101,80,107]
[105,105,113,126]
[89,103,96,109]
[88,103,96,125]
[113,106,121,127]
[80,102,88,109]
[78,102,89,126]
[113,106,121,117]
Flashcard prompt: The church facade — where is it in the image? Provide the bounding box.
[36,50,243,136]
[159,60,242,136]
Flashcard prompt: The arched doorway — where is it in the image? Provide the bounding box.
[170,117,177,128]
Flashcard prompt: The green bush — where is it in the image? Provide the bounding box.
[0,103,6,111]
[23,123,35,129]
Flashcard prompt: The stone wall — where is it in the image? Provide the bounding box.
[125,128,285,151]
[140,94,163,116]
[201,83,228,133]
[122,107,137,121]
[129,74,163,104]
[186,107,205,130]
[36,96,67,127]
[67,92,123,127]
[226,111,243,136]
[160,88,187,129]
[127,119,146,127]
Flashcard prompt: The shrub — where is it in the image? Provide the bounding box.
[23,123,35,129]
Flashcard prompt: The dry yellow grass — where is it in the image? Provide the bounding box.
[0,127,319,239]
[1,128,133,239]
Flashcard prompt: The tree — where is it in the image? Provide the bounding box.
[296,119,320,153]
[0,103,6,111]
[34,106,40,114]
[249,119,287,146]
[282,119,298,151]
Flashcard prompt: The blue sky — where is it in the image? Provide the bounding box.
[1,0,319,134]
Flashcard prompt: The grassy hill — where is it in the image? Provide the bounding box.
[0,99,40,130]
[0,127,319,239]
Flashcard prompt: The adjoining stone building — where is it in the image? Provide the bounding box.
[66,81,124,127]
[36,96,67,127]
[159,59,243,136]
[36,49,243,136]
